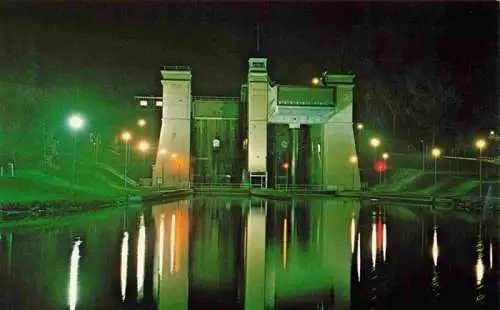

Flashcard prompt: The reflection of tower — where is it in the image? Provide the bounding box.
[244,206,267,309]
[152,200,190,310]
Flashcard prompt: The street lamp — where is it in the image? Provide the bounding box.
[282,162,290,189]
[137,119,146,128]
[121,131,132,192]
[382,152,389,184]
[475,139,486,197]
[138,140,150,182]
[356,122,364,131]
[349,155,358,189]
[212,137,220,184]
[370,138,380,184]
[312,77,320,86]
[431,148,441,189]
[68,113,85,184]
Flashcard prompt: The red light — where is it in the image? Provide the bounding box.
[374,160,386,172]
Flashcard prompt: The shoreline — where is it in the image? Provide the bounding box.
[0,188,193,228]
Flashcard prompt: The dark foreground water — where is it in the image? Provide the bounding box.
[0,197,497,310]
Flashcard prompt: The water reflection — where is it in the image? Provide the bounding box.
[120,231,129,302]
[68,239,82,310]
[136,215,146,301]
[431,223,440,299]
[0,198,497,310]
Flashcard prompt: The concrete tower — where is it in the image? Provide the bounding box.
[322,75,360,190]
[154,66,192,187]
[247,58,269,186]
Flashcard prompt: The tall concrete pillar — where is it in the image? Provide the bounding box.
[247,58,268,187]
[322,75,360,190]
[290,125,300,188]
[155,67,192,188]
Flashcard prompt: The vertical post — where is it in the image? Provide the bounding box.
[291,126,299,189]
[421,140,425,172]
[124,141,129,192]
[142,152,146,179]
[72,133,77,184]
[479,149,482,198]
[434,157,437,188]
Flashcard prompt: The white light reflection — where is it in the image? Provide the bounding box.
[68,239,82,310]
[382,223,387,262]
[476,241,485,286]
[120,232,129,302]
[432,226,439,267]
[159,214,165,277]
[489,241,493,269]
[170,213,176,274]
[371,223,377,269]
[137,215,146,301]
[350,214,356,254]
[357,232,361,282]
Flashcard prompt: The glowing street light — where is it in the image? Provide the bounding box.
[312,77,320,86]
[431,148,441,189]
[356,122,364,131]
[382,152,389,160]
[137,119,146,128]
[121,131,132,192]
[68,113,85,184]
[489,130,495,137]
[475,139,487,197]
[370,138,380,148]
[282,162,290,188]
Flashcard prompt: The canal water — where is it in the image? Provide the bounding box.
[0,197,497,310]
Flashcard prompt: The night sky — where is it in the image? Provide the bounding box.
[0,1,498,130]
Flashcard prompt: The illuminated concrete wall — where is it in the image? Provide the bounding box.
[247,58,268,175]
[154,68,192,187]
[322,76,360,190]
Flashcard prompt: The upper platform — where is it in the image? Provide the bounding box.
[267,85,337,125]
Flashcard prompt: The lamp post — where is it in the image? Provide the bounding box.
[121,131,132,192]
[370,138,380,184]
[356,122,364,131]
[420,139,425,172]
[282,162,290,189]
[349,155,358,190]
[382,152,389,184]
[431,148,441,189]
[68,114,84,184]
[212,137,220,184]
[475,139,486,198]
[138,140,150,183]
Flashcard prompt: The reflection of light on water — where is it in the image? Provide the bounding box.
[137,215,146,301]
[159,215,165,277]
[489,241,493,269]
[170,213,176,274]
[357,233,361,282]
[68,239,82,310]
[431,267,440,298]
[120,232,129,302]
[371,223,377,269]
[382,223,387,262]
[475,235,485,304]
[350,214,356,254]
[432,226,439,267]
[282,218,288,268]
